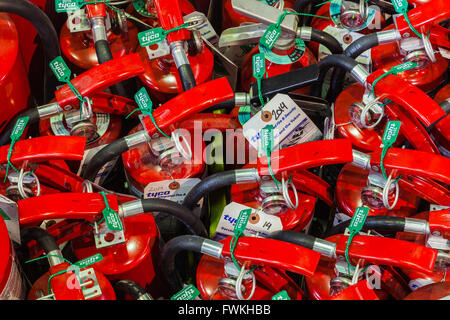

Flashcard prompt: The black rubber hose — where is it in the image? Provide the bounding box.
[293,0,316,13]
[318,54,359,73]
[0,108,40,147]
[267,230,317,250]
[160,235,206,294]
[20,227,59,254]
[178,64,197,91]
[114,280,152,300]
[0,0,60,62]
[182,170,237,210]
[141,199,208,237]
[82,137,129,182]
[95,39,114,64]
[327,216,407,237]
[310,28,343,54]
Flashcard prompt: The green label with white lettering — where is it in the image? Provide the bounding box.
[382,121,401,146]
[348,207,369,234]
[170,284,200,300]
[103,208,123,231]
[260,125,274,154]
[391,0,408,13]
[50,56,71,83]
[134,87,153,113]
[55,0,80,13]
[390,61,418,74]
[272,290,291,300]
[74,253,103,269]
[234,208,252,234]
[260,24,282,50]
[0,208,10,221]
[252,53,266,79]
[11,117,29,141]
[138,28,166,47]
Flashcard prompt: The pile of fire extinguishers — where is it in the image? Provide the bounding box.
[0,0,448,301]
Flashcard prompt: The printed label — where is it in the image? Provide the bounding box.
[260,24,282,50]
[392,0,408,13]
[0,195,20,244]
[382,121,401,146]
[390,61,418,74]
[243,94,322,155]
[50,56,71,82]
[75,254,103,269]
[11,117,29,141]
[103,208,123,231]
[348,207,369,233]
[134,87,153,113]
[260,39,305,65]
[170,284,200,300]
[138,28,166,47]
[252,53,266,79]
[143,178,201,205]
[215,202,283,238]
[272,290,291,300]
[55,0,80,13]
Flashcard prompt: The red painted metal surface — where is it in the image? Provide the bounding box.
[329,280,379,300]
[154,0,189,43]
[429,209,450,239]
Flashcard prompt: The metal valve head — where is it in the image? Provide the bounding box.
[339,0,368,30]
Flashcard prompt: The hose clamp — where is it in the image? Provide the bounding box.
[201,239,223,259]
[37,102,64,119]
[124,130,149,149]
[350,64,370,86]
[119,200,144,218]
[235,168,260,184]
[296,27,312,42]
[404,218,430,235]
[313,239,337,258]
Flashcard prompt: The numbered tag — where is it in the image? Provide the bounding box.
[382,121,401,147]
[260,24,282,50]
[390,61,418,74]
[134,87,153,113]
[74,254,103,269]
[252,53,266,79]
[55,0,80,13]
[234,208,252,235]
[50,56,72,83]
[11,117,29,141]
[138,28,166,47]
[348,207,370,234]
[170,284,200,300]
[103,208,123,231]
[392,0,409,13]
[272,290,291,300]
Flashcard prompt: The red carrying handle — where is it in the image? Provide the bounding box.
[55,54,145,108]
[90,92,138,117]
[399,176,450,206]
[257,139,354,177]
[220,236,321,277]
[18,193,119,225]
[291,170,334,207]
[371,148,450,186]
[333,234,438,275]
[153,0,190,42]
[0,136,86,165]
[394,0,450,38]
[141,77,235,137]
[429,25,450,49]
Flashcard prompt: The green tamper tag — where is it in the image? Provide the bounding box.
[138,28,166,47]
[55,0,80,13]
[134,87,153,114]
[234,209,252,235]
[390,61,418,74]
[50,56,72,82]
[252,53,266,80]
[170,284,200,300]
[382,121,401,147]
[260,24,282,50]
[272,290,291,300]
[74,254,103,269]
[348,207,370,234]
[11,117,29,141]
[391,0,409,13]
[103,208,123,231]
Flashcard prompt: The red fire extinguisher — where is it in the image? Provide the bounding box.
[136,0,214,102]
[160,235,321,299]
[432,84,450,157]
[336,147,450,217]
[0,216,25,300]
[18,193,207,298]
[59,3,139,71]
[404,282,450,300]
[22,226,116,300]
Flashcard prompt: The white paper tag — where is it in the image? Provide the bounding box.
[143,178,202,206]
[215,202,283,238]
[0,194,20,244]
[333,212,351,227]
[243,94,322,156]
[77,144,118,185]
[319,26,371,66]
[409,278,435,291]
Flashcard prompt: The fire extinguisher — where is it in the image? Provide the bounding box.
[308,0,386,58]
[222,0,296,30]
[136,0,214,102]
[432,84,450,157]
[404,282,450,300]
[123,113,241,197]
[0,136,87,201]
[160,235,322,299]
[21,227,116,300]
[59,3,139,71]
[18,193,208,298]
[82,77,235,183]
[300,232,446,299]
[0,214,25,300]
[320,54,450,154]
[335,147,450,216]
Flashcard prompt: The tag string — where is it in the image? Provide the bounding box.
[229,232,257,275]
[126,104,172,139]
[344,231,369,276]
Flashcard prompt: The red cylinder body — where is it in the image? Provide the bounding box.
[335,163,420,218]
[60,8,139,70]
[71,214,164,297]
[230,182,317,232]
[0,13,31,132]
[196,255,303,300]
[222,0,296,29]
[240,43,317,95]
[432,84,450,156]
[0,217,25,299]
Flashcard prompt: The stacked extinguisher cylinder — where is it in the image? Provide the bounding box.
[0,0,449,303]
